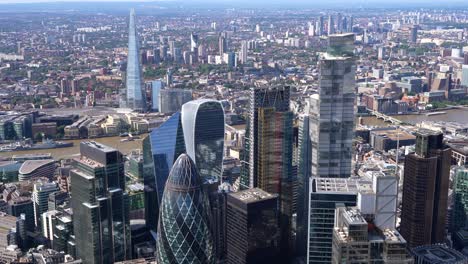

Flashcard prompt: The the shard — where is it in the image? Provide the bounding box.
[122,9,146,111]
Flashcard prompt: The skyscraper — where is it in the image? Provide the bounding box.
[123,9,146,111]
[182,99,225,181]
[240,40,248,64]
[308,33,356,179]
[226,188,280,264]
[190,32,199,53]
[150,80,163,112]
[241,86,293,190]
[70,142,131,264]
[210,183,232,263]
[142,112,186,233]
[159,89,193,114]
[348,16,354,32]
[327,15,335,35]
[295,114,311,258]
[410,26,418,43]
[307,178,360,263]
[461,65,468,87]
[32,181,58,228]
[156,154,215,264]
[400,129,451,248]
[219,34,227,56]
[317,16,324,36]
[336,13,342,32]
[240,86,294,257]
[452,167,468,233]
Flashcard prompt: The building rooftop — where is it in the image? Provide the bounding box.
[313,177,372,194]
[74,157,104,169]
[12,153,52,161]
[416,128,443,137]
[70,168,94,180]
[372,129,415,141]
[81,141,117,153]
[448,141,468,155]
[19,159,55,175]
[127,182,144,193]
[341,207,367,225]
[34,181,58,192]
[411,245,467,263]
[229,188,276,204]
[382,229,407,244]
[0,160,20,167]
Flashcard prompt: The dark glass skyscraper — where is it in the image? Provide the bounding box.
[142,112,185,233]
[240,86,294,258]
[156,154,214,264]
[122,9,146,111]
[452,167,468,233]
[295,114,311,258]
[70,142,131,264]
[400,129,451,248]
[226,188,280,264]
[182,99,225,181]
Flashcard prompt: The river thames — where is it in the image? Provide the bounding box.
[359,108,468,127]
[1,108,467,160]
[0,136,145,160]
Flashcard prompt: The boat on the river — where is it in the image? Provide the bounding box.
[426,111,447,116]
[0,139,73,152]
[30,139,74,150]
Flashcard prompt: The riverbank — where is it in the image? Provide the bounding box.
[360,108,468,127]
[0,135,146,160]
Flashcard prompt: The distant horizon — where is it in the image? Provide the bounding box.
[1,0,468,8]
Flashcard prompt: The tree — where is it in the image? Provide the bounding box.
[34,132,43,142]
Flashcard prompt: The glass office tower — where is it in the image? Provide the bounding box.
[123,9,146,111]
[142,112,186,233]
[240,86,294,258]
[308,178,359,263]
[452,167,468,233]
[308,33,356,179]
[295,114,311,258]
[151,80,163,112]
[240,86,293,191]
[158,89,193,114]
[400,129,450,248]
[226,188,280,264]
[157,154,214,264]
[182,99,225,181]
[70,142,131,264]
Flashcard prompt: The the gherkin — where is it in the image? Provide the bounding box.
[156,154,215,264]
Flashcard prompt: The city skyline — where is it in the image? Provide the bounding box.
[1,0,468,7]
[1,2,468,263]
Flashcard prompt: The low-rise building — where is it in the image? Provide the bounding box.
[411,244,466,264]
[332,206,414,264]
[18,160,56,181]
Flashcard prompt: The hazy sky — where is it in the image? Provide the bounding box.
[0,0,467,7]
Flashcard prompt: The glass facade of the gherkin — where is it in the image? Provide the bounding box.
[157,154,215,264]
[123,8,146,111]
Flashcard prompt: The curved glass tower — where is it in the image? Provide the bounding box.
[157,154,215,264]
[181,99,225,181]
[124,8,146,111]
[142,112,185,232]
